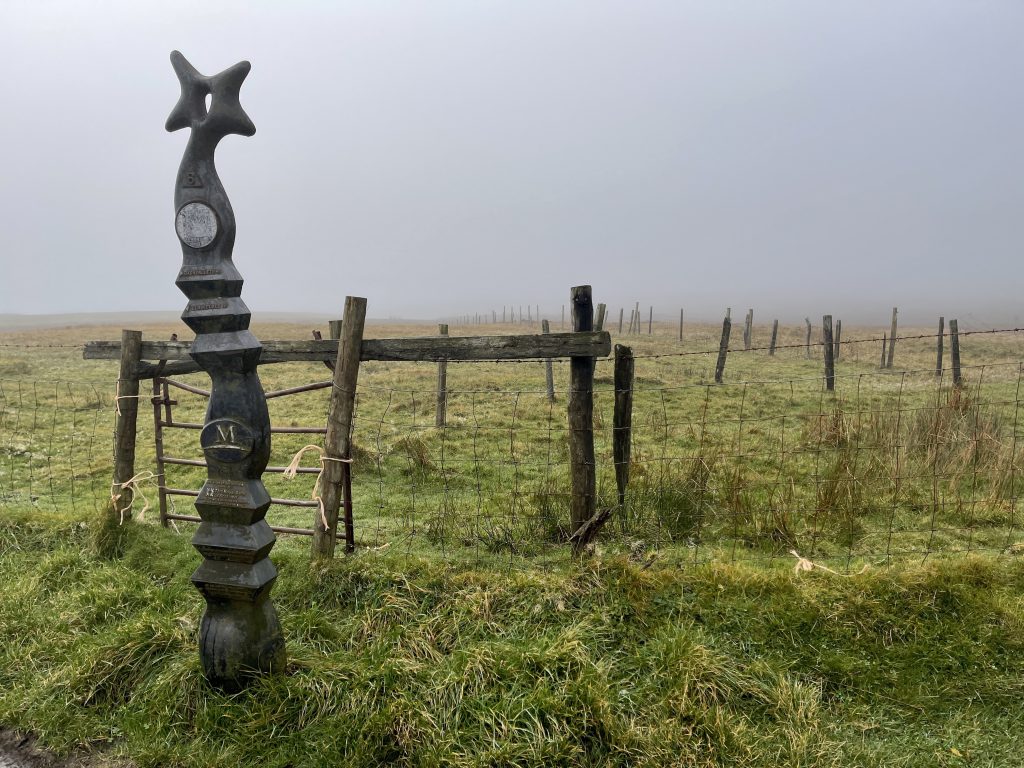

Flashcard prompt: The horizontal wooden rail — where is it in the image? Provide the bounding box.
[164,513,342,538]
[159,420,326,434]
[84,332,611,378]
[161,456,321,474]
[163,487,319,508]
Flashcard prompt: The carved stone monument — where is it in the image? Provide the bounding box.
[166,51,285,689]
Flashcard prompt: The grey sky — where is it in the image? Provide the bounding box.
[1,1,1021,325]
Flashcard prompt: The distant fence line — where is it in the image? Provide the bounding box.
[1,319,1021,570]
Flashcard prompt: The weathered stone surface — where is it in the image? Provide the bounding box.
[166,50,284,689]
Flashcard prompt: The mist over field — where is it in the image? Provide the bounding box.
[1,1,1021,324]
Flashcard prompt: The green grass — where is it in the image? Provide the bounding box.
[1,319,1023,765]
[2,319,1021,565]
[1,509,1024,766]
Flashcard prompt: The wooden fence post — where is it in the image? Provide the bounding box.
[715,315,731,384]
[678,309,684,342]
[822,315,835,392]
[743,309,753,350]
[111,329,143,524]
[613,344,634,510]
[769,319,779,356]
[313,296,367,557]
[618,307,624,335]
[568,285,596,534]
[634,302,640,335]
[542,319,555,403]
[328,320,342,340]
[880,334,887,369]
[887,307,898,368]
[950,318,962,387]
[595,303,607,332]
[436,324,449,427]
[834,319,842,361]
[805,317,812,359]
[152,367,171,527]
[936,316,944,378]
[648,306,653,335]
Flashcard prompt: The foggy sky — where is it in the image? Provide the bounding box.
[1,1,1021,326]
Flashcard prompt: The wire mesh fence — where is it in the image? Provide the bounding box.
[1,325,1021,570]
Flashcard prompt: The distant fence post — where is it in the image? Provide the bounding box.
[936,316,945,377]
[648,306,653,335]
[678,309,684,342]
[769,319,779,356]
[715,315,731,384]
[880,334,887,369]
[950,318,962,387]
[613,344,634,511]
[595,303,607,332]
[111,329,143,526]
[314,296,367,557]
[568,285,596,535]
[743,309,753,350]
[328,319,342,340]
[618,307,624,335]
[834,319,842,361]
[805,318,812,359]
[822,315,835,392]
[435,324,449,427]
[634,302,641,335]
[542,319,555,403]
[887,307,898,368]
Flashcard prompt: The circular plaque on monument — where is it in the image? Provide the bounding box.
[175,202,219,249]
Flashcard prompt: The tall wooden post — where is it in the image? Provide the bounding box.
[595,303,607,332]
[805,317,812,359]
[715,315,731,384]
[568,286,596,533]
[542,319,555,403]
[880,334,887,369]
[613,344,634,510]
[678,309,684,342]
[618,307,624,335]
[822,315,835,392]
[328,320,342,340]
[834,319,842,361]
[950,319,962,387]
[743,309,753,350]
[648,306,653,335]
[936,316,945,377]
[111,329,143,524]
[314,296,366,557]
[769,319,779,356]
[887,307,898,368]
[436,324,449,427]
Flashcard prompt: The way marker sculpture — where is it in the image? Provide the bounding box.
[165,50,285,688]
[83,51,610,690]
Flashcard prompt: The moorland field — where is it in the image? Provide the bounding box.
[0,316,1022,766]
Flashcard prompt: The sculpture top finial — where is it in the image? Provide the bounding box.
[165,51,256,140]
